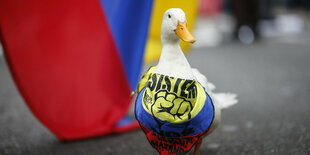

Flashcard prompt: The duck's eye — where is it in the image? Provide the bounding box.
[168,14,171,18]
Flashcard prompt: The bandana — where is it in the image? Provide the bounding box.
[135,66,214,155]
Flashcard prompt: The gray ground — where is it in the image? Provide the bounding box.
[1,30,310,154]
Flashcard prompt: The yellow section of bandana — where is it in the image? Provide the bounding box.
[140,70,206,123]
[137,66,157,93]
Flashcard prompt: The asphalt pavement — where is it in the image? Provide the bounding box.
[1,29,310,154]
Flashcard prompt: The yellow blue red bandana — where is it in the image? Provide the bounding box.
[135,66,214,155]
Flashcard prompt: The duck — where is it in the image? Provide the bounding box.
[134,8,238,155]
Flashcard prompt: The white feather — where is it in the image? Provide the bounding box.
[192,68,238,110]
[213,93,238,109]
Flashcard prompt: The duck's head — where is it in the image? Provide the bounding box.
[161,8,196,44]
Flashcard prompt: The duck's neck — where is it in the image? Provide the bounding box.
[155,40,195,80]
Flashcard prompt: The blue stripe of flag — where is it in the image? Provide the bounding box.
[100,0,154,90]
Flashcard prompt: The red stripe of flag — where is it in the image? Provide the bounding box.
[0,0,132,140]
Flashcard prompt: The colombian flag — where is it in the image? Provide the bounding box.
[0,0,198,140]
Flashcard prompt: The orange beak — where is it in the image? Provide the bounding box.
[174,21,196,43]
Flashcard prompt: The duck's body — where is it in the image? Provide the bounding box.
[135,8,238,155]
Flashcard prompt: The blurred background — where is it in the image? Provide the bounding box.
[1,0,310,154]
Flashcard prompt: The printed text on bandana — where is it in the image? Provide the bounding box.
[143,73,198,123]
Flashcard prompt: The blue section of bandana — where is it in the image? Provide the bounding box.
[135,87,214,137]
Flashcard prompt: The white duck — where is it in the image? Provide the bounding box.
[135,8,238,155]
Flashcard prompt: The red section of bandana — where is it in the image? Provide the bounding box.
[140,123,207,155]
